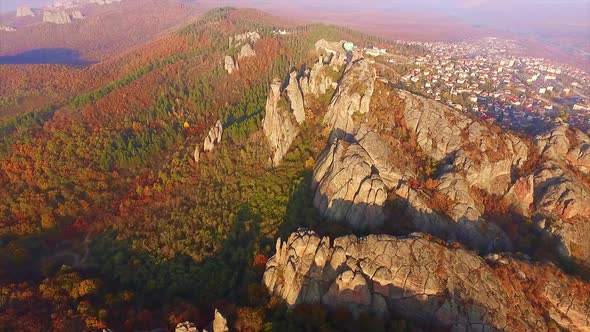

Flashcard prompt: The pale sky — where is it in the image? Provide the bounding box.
[2,0,589,38]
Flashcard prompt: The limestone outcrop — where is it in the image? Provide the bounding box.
[263,229,590,332]
[536,122,590,174]
[175,321,198,332]
[299,48,346,98]
[0,25,16,32]
[229,31,260,47]
[211,309,228,332]
[285,71,305,124]
[224,31,259,73]
[238,43,256,60]
[194,120,223,164]
[262,80,300,166]
[323,59,376,134]
[224,55,237,74]
[43,11,72,24]
[16,7,35,17]
[312,126,406,230]
[203,120,223,152]
[71,11,84,20]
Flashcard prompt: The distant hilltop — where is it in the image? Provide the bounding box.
[13,0,123,24]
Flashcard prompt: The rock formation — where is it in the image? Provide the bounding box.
[43,11,72,24]
[312,127,395,230]
[263,229,590,332]
[90,0,123,4]
[323,59,376,134]
[211,309,228,332]
[229,31,260,47]
[237,43,256,59]
[299,47,346,98]
[224,55,237,74]
[71,10,85,20]
[175,321,198,332]
[535,122,590,174]
[16,7,35,17]
[0,25,16,32]
[224,31,259,73]
[203,120,223,152]
[193,145,200,163]
[285,71,305,124]
[262,79,301,166]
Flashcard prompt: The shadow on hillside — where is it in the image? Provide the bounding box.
[0,48,95,66]
[82,204,263,328]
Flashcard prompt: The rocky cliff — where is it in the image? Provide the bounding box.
[263,229,590,332]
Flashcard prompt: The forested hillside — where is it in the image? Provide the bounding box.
[0,8,414,331]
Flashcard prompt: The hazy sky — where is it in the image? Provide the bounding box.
[1,0,51,12]
[2,0,589,38]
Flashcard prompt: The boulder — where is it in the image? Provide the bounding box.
[264,229,590,331]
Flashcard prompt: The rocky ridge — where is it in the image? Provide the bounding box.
[263,229,590,332]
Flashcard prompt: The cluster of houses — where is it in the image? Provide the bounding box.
[390,37,590,133]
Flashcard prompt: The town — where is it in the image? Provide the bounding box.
[367,37,590,134]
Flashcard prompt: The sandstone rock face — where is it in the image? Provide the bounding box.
[323,59,376,134]
[203,120,223,152]
[264,229,589,332]
[285,71,305,124]
[16,7,35,17]
[43,11,72,24]
[262,79,300,166]
[224,55,237,74]
[536,123,590,174]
